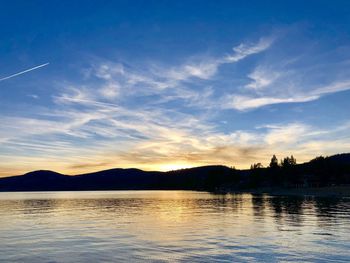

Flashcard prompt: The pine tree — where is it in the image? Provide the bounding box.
[290,155,297,165]
[269,155,279,168]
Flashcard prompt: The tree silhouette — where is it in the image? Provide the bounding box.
[290,155,297,165]
[250,163,263,169]
[281,155,297,168]
[269,155,279,168]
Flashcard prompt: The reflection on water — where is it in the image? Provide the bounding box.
[0,191,349,262]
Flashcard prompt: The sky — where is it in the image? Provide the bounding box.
[0,0,350,176]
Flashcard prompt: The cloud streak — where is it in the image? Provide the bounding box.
[224,94,320,111]
[225,37,274,63]
[0,63,49,82]
[225,79,350,111]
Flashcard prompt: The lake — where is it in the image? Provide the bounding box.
[0,191,349,262]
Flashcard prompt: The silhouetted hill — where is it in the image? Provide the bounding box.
[0,154,349,192]
[328,153,350,163]
[73,168,164,190]
[24,170,67,179]
[0,170,70,191]
[0,165,236,191]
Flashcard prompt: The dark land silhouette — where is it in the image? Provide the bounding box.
[0,153,350,193]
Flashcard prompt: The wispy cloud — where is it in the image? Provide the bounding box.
[224,94,319,111]
[225,79,350,111]
[312,80,350,95]
[163,37,274,83]
[0,63,49,82]
[245,66,281,90]
[225,37,274,62]
[64,37,273,112]
[222,43,350,111]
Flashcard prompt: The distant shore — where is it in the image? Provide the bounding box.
[1,153,349,193]
[1,187,350,197]
[220,186,350,197]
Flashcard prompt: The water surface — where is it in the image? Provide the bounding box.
[0,191,349,262]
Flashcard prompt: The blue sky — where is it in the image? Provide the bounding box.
[1,1,350,175]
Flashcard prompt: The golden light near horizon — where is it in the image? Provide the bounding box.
[157,163,198,171]
[0,137,348,177]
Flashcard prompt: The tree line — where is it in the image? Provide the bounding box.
[250,154,296,170]
[245,154,350,189]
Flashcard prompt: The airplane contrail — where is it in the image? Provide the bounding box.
[0,63,49,82]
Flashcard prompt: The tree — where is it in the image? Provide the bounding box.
[281,157,290,168]
[250,163,263,169]
[269,155,279,168]
[290,155,297,165]
[281,155,297,168]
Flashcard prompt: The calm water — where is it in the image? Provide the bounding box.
[0,191,349,262]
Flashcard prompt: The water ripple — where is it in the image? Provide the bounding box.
[0,191,349,262]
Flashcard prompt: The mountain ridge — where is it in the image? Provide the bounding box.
[0,154,349,192]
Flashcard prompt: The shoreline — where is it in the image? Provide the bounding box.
[219,186,350,197]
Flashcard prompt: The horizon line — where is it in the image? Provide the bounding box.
[1,152,348,178]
